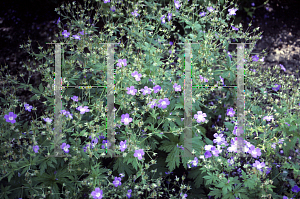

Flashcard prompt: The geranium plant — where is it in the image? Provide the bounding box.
[0,0,299,199]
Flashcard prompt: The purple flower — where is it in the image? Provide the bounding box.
[158,98,170,109]
[199,12,206,17]
[227,139,238,153]
[76,106,90,114]
[211,148,221,157]
[83,144,89,152]
[272,84,281,92]
[219,76,224,84]
[285,122,290,126]
[280,64,286,71]
[60,110,73,119]
[278,138,284,144]
[60,110,68,115]
[126,86,137,95]
[173,83,181,91]
[204,150,212,158]
[199,75,208,82]
[228,8,238,15]
[253,160,265,171]
[56,17,60,24]
[161,15,166,24]
[169,41,173,45]
[227,51,232,59]
[60,143,70,153]
[140,86,153,95]
[91,138,98,149]
[194,111,207,123]
[174,0,181,9]
[207,6,214,12]
[226,107,235,117]
[148,99,158,109]
[117,59,127,67]
[231,25,239,31]
[131,9,139,17]
[167,13,172,21]
[120,140,127,152]
[33,145,39,153]
[180,193,188,199]
[110,5,116,12]
[91,187,103,199]
[121,113,133,125]
[4,112,17,124]
[131,71,142,81]
[213,133,226,145]
[62,30,70,38]
[103,0,110,3]
[153,85,161,93]
[227,157,234,165]
[71,96,78,102]
[72,35,81,40]
[280,150,283,154]
[251,3,255,6]
[101,140,108,149]
[190,157,198,167]
[252,55,259,62]
[134,149,145,160]
[263,115,274,121]
[24,103,33,112]
[79,30,85,35]
[265,167,271,174]
[292,185,300,193]
[250,146,261,158]
[127,189,132,198]
[113,177,122,187]
[43,118,52,123]
[205,145,214,151]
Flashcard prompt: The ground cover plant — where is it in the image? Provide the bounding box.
[0,0,300,198]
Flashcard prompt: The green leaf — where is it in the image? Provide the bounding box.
[39,161,47,175]
[113,156,135,177]
[16,83,30,89]
[0,184,11,199]
[32,52,45,60]
[39,83,44,93]
[150,109,159,119]
[29,94,38,101]
[0,97,6,103]
[158,138,181,172]
[165,146,180,172]
[187,168,205,188]
[51,183,60,199]
[142,136,159,151]
[174,102,184,110]
[224,122,234,131]
[208,188,222,198]
[80,147,89,161]
[7,172,14,183]
[251,105,262,115]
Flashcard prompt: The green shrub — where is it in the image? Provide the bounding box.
[0,0,299,198]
